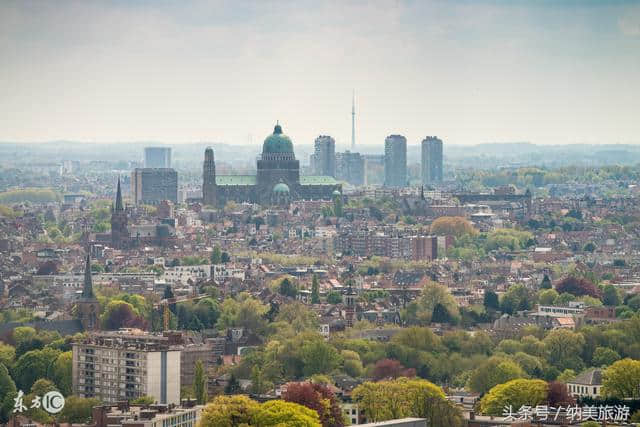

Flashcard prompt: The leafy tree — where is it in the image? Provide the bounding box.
[194,360,208,404]
[546,381,575,407]
[13,347,61,391]
[602,284,621,306]
[300,339,341,377]
[210,246,222,264]
[0,344,16,368]
[217,294,269,334]
[431,303,453,324]
[101,300,147,330]
[254,400,321,427]
[555,276,602,298]
[403,281,459,325]
[430,216,477,238]
[592,346,620,367]
[221,252,231,263]
[311,275,320,304]
[199,395,260,426]
[538,289,559,305]
[352,378,450,423]
[274,302,319,334]
[500,284,535,314]
[583,242,596,252]
[224,374,242,395]
[468,356,526,395]
[326,291,342,304]
[601,358,640,399]
[52,351,72,395]
[279,278,298,298]
[540,274,552,289]
[131,395,155,405]
[543,329,585,371]
[556,369,576,383]
[479,379,548,416]
[0,363,17,423]
[372,358,415,381]
[483,290,500,311]
[283,382,344,427]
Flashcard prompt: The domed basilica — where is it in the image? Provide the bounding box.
[202,123,341,207]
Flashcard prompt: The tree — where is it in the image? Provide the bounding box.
[221,252,231,263]
[131,395,155,405]
[602,284,621,306]
[0,363,16,423]
[479,379,548,416]
[583,242,597,252]
[372,358,415,381]
[352,378,451,423]
[224,374,241,395]
[279,278,298,298]
[543,329,585,371]
[100,300,147,330]
[601,359,640,399]
[217,294,269,334]
[199,395,260,426]
[51,351,72,395]
[431,303,453,324]
[483,290,500,311]
[555,276,602,298]
[592,346,620,367]
[274,302,319,334]
[0,344,16,368]
[538,289,559,306]
[468,357,526,395]
[254,400,321,427]
[210,246,222,264]
[403,281,459,325]
[430,216,477,238]
[13,347,61,391]
[541,274,552,289]
[546,381,575,407]
[283,382,344,427]
[326,291,342,304]
[311,275,320,304]
[500,284,535,314]
[194,360,208,404]
[300,339,341,377]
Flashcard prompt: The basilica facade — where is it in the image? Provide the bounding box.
[203,123,341,207]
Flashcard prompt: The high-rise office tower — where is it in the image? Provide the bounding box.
[421,136,443,185]
[336,151,365,186]
[202,147,217,206]
[310,135,336,177]
[384,135,407,188]
[144,147,172,168]
[131,168,178,205]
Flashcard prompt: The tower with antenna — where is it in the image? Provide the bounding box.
[351,91,356,150]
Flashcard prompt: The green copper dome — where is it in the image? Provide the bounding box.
[263,123,294,154]
[273,182,290,193]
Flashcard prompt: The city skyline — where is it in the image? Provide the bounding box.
[0,1,639,146]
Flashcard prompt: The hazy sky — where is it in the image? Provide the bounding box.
[1,0,639,146]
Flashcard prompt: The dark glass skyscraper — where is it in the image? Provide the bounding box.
[384,135,407,188]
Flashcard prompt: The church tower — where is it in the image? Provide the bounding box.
[203,147,217,206]
[76,254,100,331]
[110,178,129,249]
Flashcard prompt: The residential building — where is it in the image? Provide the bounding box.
[131,168,178,205]
[310,135,336,177]
[336,151,365,186]
[72,330,181,404]
[421,136,443,185]
[567,368,603,398]
[384,135,407,188]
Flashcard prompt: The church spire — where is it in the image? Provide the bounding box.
[115,177,123,212]
[82,254,94,299]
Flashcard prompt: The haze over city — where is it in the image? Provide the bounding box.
[1,0,639,146]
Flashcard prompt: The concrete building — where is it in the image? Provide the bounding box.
[310,135,336,177]
[72,330,181,404]
[567,368,603,398]
[421,136,443,185]
[131,168,178,205]
[384,135,407,188]
[336,151,365,186]
[144,147,172,168]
